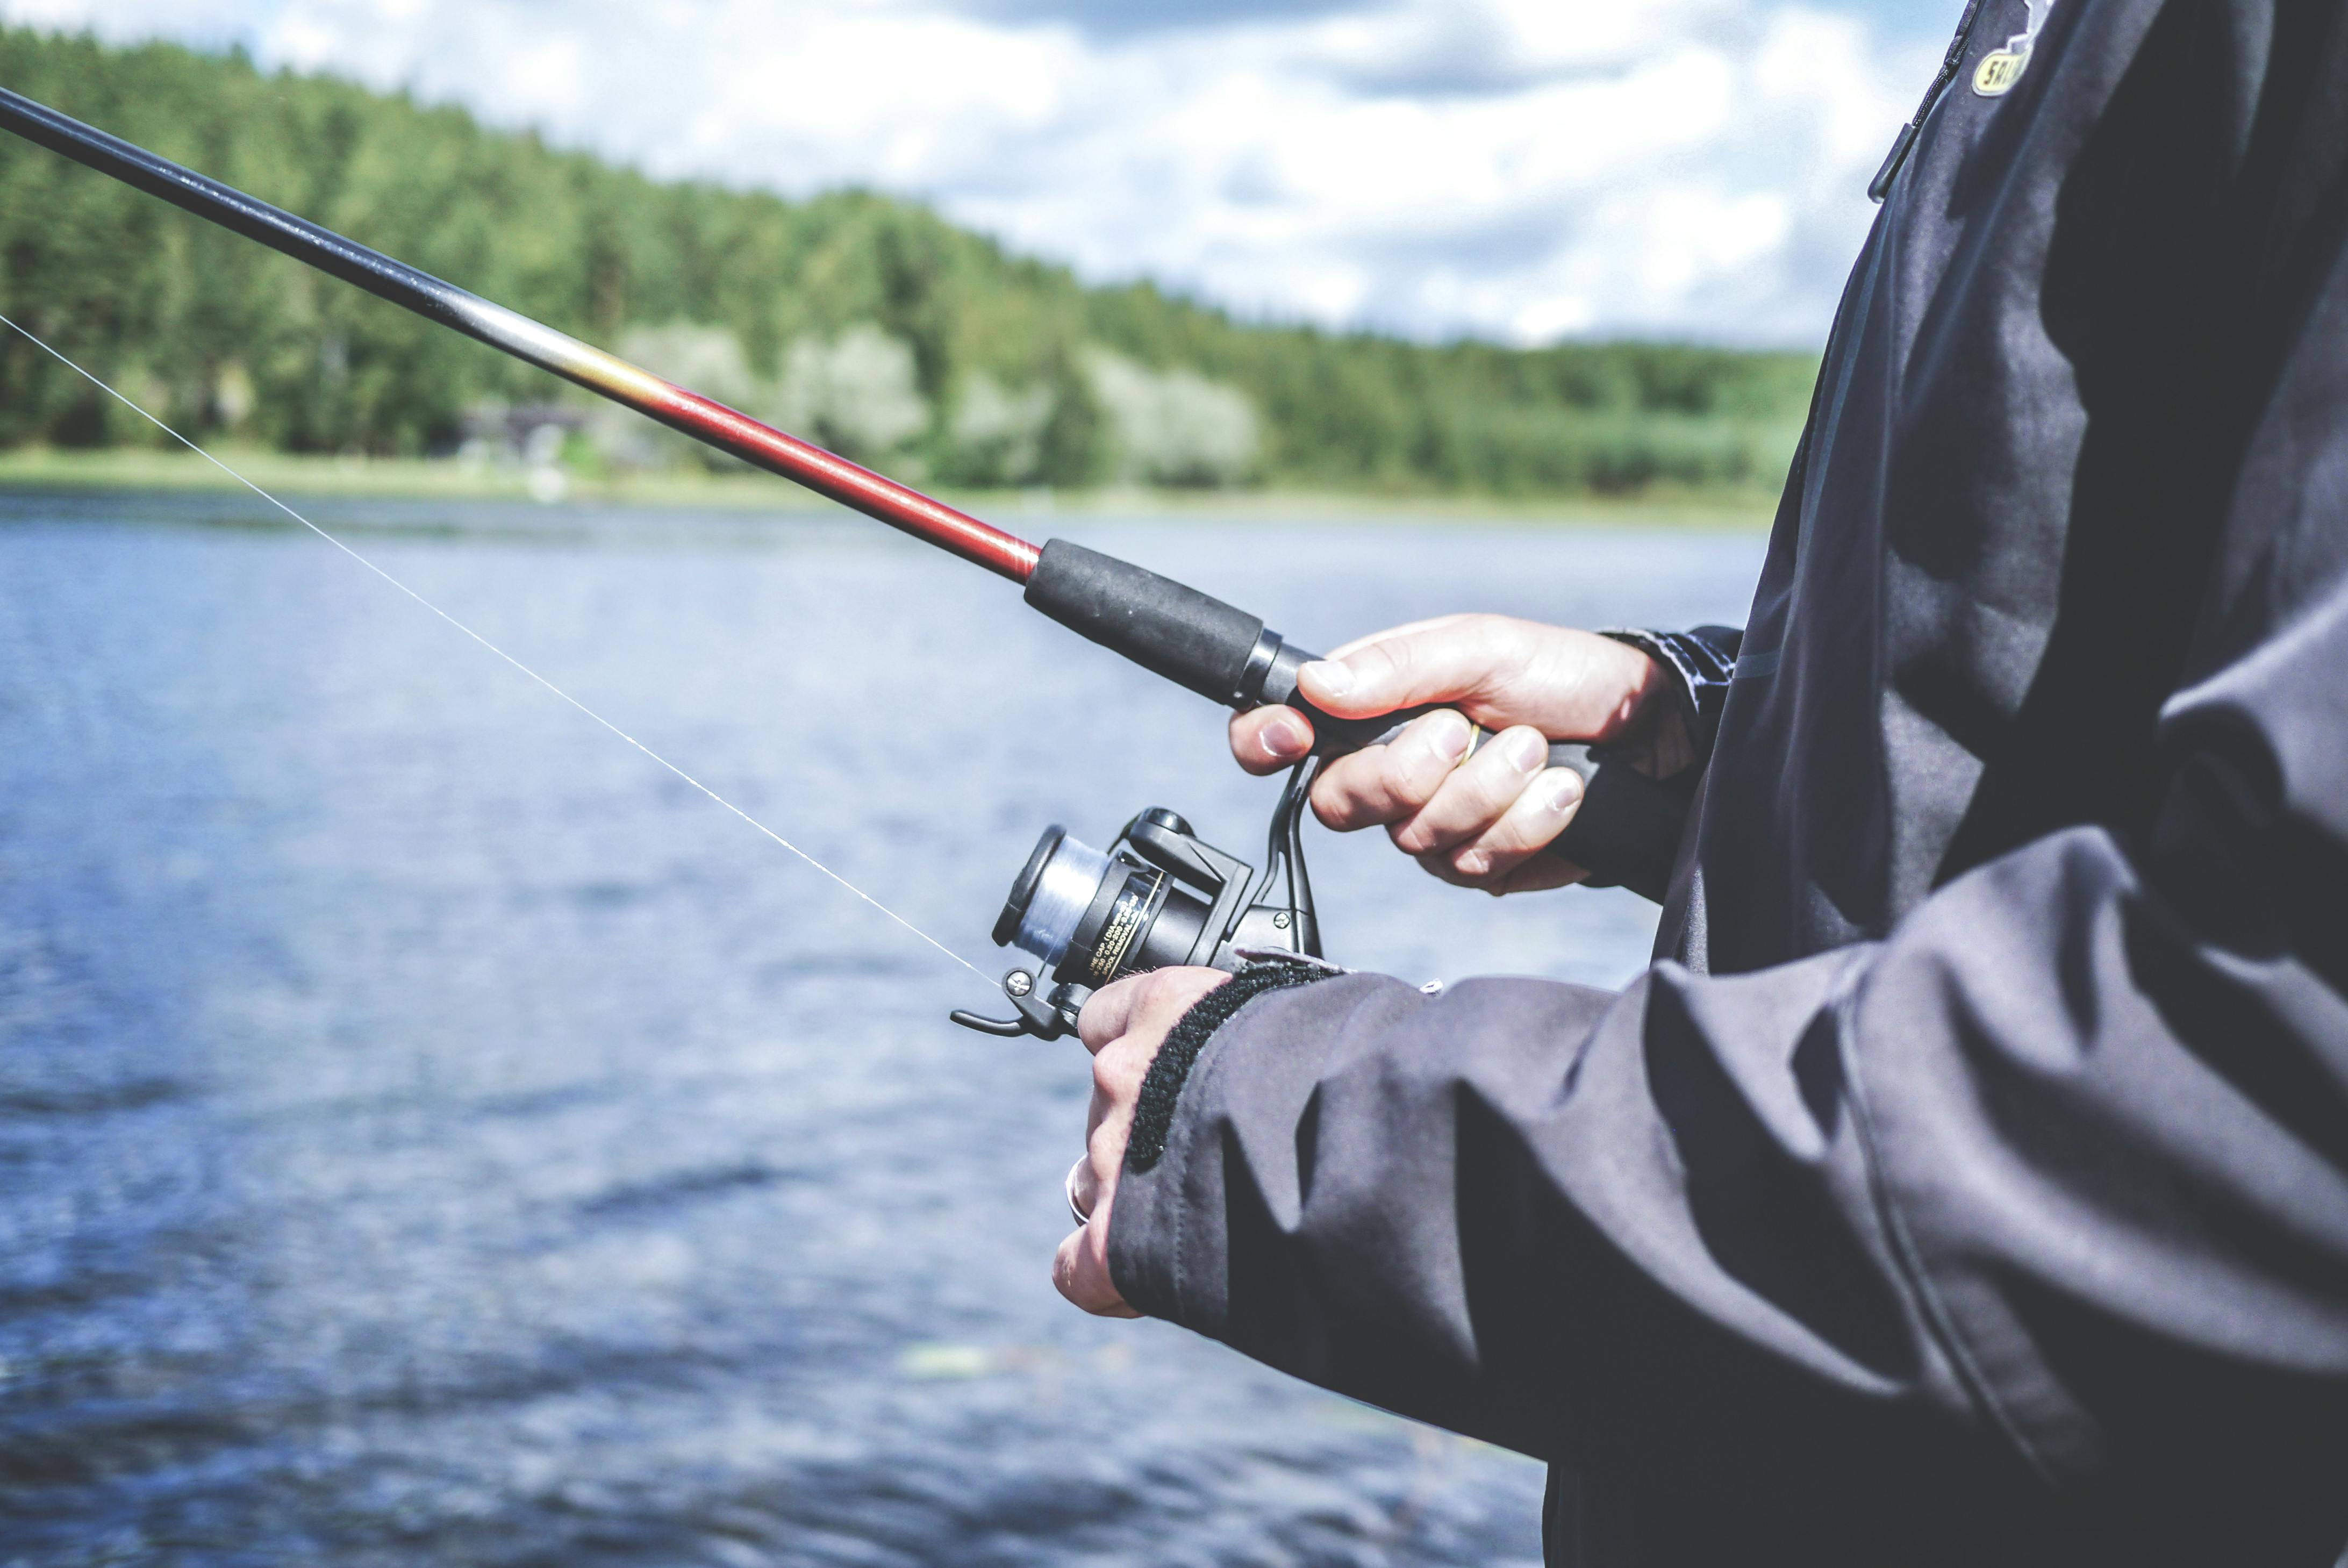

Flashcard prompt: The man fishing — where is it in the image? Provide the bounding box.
[6,1,2342,1558]
[1051,3,2348,1563]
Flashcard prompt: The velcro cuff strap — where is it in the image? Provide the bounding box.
[1126,958,1334,1171]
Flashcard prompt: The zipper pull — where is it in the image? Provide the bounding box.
[1868,123,1920,204]
[1867,0,1989,203]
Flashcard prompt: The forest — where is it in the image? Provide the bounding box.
[0,27,1820,498]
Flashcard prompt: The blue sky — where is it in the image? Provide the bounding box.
[0,0,1963,345]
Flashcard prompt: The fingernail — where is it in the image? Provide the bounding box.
[1260,714,1309,758]
[1541,767,1585,812]
[1425,710,1473,763]
[1302,660,1352,698]
[1508,729,1547,772]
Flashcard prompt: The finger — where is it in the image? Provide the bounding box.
[1086,1118,1128,1208]
[1322,614,1479,664]
[1069,1145,1103,1221]
[1492,851,1590,894]
[1295,616,1521,720]
[1076,972,1152,1054]
[1087,1049,1147,1146]
[1307,619,1670,740]
[1086,1075,1113,1141]
[1431,764,1585,882]
[1229,705,1314,776]
[1084,1033,1159,1195]
[1418,844,1591,895]
[1307,710,1475,832]
[1390,724,1551,855]
[1054,1202,1141,1318]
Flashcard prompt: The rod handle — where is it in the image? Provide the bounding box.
[1023,539,1269,705]
[1022,540,1693,900]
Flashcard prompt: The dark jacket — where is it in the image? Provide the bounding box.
[1106,3,2348,1563]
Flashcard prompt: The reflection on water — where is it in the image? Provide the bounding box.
[0,491,1763,1566]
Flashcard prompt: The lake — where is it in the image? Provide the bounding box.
[0,490,1765,1567]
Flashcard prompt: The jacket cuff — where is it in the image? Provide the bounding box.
[1599,625,1743,765]
[1106,961,1348,1321]
[1126,956,1334,1171]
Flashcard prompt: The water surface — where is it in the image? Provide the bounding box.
[0,491,1764,1566]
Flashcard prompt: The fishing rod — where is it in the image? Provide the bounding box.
[0,85,1689,1035]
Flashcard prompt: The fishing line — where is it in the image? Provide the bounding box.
[1,308,989,982]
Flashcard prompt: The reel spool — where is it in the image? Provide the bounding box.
[950,765,1321,1041]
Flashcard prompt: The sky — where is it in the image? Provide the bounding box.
[0,0,1963,346]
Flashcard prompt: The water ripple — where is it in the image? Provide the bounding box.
[0,499,1764,1565]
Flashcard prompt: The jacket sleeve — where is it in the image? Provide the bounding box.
[1106,576,2348,1532]
[1560,626,1741,902]
[1600,625,1742,764]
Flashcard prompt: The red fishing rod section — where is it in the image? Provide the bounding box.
[618,362,1040,581]
[0,85,1038,582]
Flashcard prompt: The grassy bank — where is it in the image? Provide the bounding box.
[0,445,1782,527]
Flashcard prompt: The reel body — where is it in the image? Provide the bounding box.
[950,765,1321,1041]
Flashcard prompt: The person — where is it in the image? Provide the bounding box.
[1049,3,2348,1564]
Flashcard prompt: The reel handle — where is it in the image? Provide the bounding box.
[1022,539,1692,900]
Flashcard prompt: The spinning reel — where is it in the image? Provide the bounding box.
[949,761,1323,1041]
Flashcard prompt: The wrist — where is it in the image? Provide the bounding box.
[1597,627,1738,779]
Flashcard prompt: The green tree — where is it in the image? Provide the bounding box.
[0,25,1819,494]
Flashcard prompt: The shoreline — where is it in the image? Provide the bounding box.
[0,446,1779,530]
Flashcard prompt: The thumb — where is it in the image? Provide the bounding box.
[1296,621,1514,720]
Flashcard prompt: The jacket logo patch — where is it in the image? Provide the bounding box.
[1974,0,2055,97]
[1973,49,2029,96]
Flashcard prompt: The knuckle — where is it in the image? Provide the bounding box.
[1358,640,1404,685]
[1416,850,1473,887]
[1314,767,1391,830]
[1493,826,1547,863]
[1486,807,1548,857]
[1399,782,1483,852]
[1382,750,1437,810]
[1473,754,1537,814]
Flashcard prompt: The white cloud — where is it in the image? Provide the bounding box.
[0,0,1943,345]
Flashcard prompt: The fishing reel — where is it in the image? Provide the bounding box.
[949,762,1322,1041]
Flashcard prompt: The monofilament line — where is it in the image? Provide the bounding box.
[2,309,988,982]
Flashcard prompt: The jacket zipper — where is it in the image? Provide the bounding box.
[1868,0,1991,202]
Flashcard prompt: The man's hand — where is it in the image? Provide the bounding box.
[1054,966,1228,1318]
[1228,615,1678,895]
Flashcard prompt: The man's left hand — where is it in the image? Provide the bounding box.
[1054,965,1229,1317]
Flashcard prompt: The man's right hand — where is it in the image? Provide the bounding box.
[1228,614,1676,896]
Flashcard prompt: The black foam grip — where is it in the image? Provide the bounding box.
[1024,539,1265,705]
